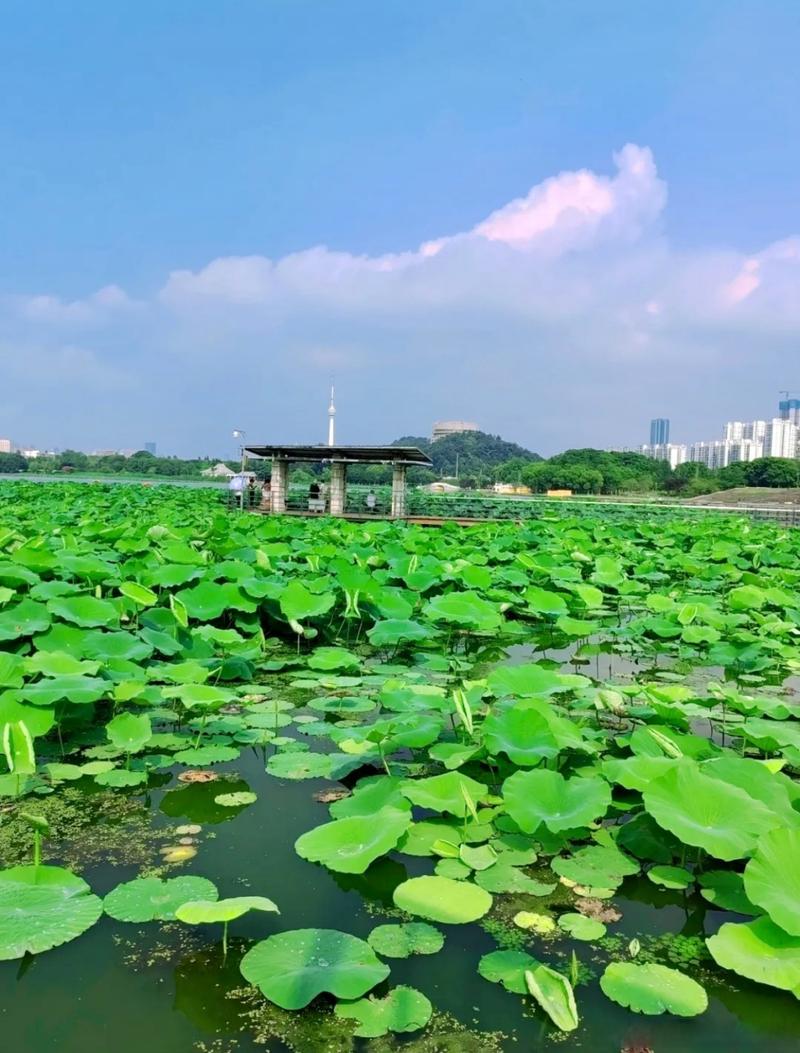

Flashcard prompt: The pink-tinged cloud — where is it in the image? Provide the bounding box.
[473,143,663,249]
[725,259,761,303]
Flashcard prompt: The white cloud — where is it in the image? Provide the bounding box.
[2,145,800,454]
[12,284,136,325]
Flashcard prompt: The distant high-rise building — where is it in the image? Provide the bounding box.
[724,420,767,444]
[431,420,478,442]
[779,398,800,426]
[688,417,798,467]
[0,438,11,454]
[764,418,798,459]
[639,443,687,469]
[144,442,157,455]
[649,418,670,445]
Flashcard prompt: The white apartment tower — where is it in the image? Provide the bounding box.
[764,418,797,459]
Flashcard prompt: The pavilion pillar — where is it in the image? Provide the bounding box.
[329,462,347,516]
[391,463,408,518]
[270,457,288,514]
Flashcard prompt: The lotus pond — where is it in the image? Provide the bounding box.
[2,481,800,1052]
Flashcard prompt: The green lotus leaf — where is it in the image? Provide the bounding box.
[329,776,410,819]
[525,964,579,1032]
[474,861,555,896]
[400,772,488,817]
[491,832,539,866]
[240,928,389,1009]
[551,844,638,888]
[280,581,335,628]
[601,755,673,791]
[295,809,411,874]
[397,820,463,857]
[483,704,558,766]
[0,652,25,688]
[214,791,257,807]
[555,614,600,637]
[514,911,556,933]
[698,870,757,914]
[422,591,501,632]
[615,812,679,864]
[524,586,569,616]
[591,556,624,588]
[2,720,35,774]
[307,647,361,672]
[568,585,606,610]
[46,762,85,782]
[600,962,708,1016]
[104,875,218,922]
[393,875,492,923]
[707,917,800,992]
[106,711,152,753]
[743,828,800,935]
[80,760,116,776]
[308,695,376,715]
[728,585,766,610]
[478,949,539,994]
[0,600,51,641]
[47,594,120,628]
[435,858,471,879]
[267,750,333,780]
[431,839,460,858]
[119,581,158,607]
[458,843,497,871]
[26,650,100,677]
[557,912,606,940]
[367,619,435,646]
[177,581,255,621]
[0,693,55,738]
[94,768,149,788]
[643,759,777,861]
[23,674,108,706]
[163,683,234,710]
[704,755,800,825]
[176,896,279,924]
[503,769,611,834]
[334,985,432,1038]
[427,741,480,770]
[641,861,690,888]
[83,630,153,661]
[173,745,240,766]
[367,922,444,958]
[488,663,589,698]
[0,864,103,959]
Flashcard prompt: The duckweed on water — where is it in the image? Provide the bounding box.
[0,786,167,870]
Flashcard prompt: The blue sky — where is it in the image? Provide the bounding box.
[1,1,799,456]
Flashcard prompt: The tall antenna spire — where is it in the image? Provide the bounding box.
[327,381,336,447]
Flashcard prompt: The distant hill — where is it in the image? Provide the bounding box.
[392,431,541,479]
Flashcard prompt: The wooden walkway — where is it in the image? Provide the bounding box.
[256,509,501,527]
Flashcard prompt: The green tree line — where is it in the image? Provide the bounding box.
[0,450,236,478]
[3,439,800,495]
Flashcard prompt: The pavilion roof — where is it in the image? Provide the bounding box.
[244,444,432,467]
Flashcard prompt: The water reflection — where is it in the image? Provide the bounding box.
[331,857,408,907]
[160,778,254,824]
[173,944,246,1034]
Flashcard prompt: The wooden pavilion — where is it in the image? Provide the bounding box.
[243,444,433,519]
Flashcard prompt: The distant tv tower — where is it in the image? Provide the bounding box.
[327,382,336,446]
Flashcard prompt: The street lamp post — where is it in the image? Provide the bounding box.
[232,429,246,511]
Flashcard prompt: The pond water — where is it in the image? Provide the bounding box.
[3,645,800,1053]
